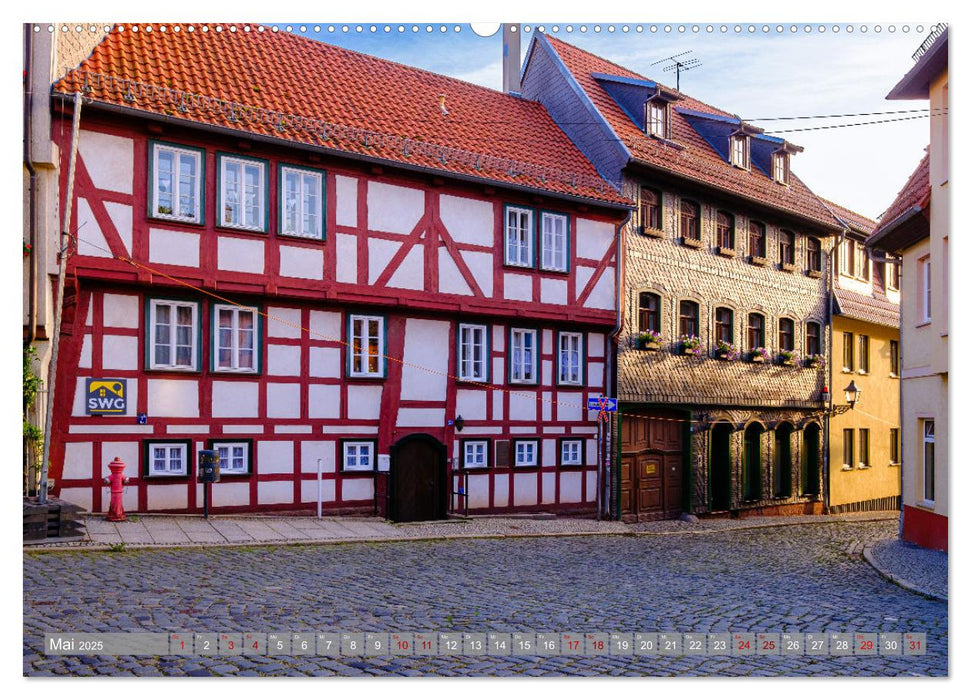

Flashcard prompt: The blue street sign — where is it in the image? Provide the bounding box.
[587,397,618,412]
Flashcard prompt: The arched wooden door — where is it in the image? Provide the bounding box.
[709,423,733,512]
[390,434,446,523]
[801,423,821,495]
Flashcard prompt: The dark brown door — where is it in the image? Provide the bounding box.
[620,411,685,521]
[391,434,445,522]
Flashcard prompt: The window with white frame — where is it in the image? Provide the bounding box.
[151,143,202,223]
[213,305,258,373]
[560,439,583,467]
[509,328,538,383]
[504,206,533,267]
[513,439,538,467]
[558,332,583,385]
[149,299,199,370]
[462,440,489,469]
[219,155,266,230]
[772,151,789,184]
[213,442,250,475]
[922,420,935,502]
[646,99,667,137]
[731,135,749,169]
[458,323,488,382]
[540,211,569,272]
[280,165,324,238]
[343,441,375,472]
[919,255,931,323]
[349,315,385,377]
[147,441,189,477]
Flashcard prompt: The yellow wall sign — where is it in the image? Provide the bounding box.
[645,462,657,475]
[85,379,127,415]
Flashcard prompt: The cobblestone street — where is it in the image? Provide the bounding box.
[23,519,947,676]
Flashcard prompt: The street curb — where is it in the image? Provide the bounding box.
[861,542,947,603]
[24,515,897,554]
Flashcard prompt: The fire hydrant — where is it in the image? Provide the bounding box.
[103,456,130,522]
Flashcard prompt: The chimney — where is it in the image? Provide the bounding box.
[502,24,521,95]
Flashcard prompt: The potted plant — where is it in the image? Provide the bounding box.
[635,330,662,351]
[778,349,798,366]
[750,347,770,363]
[679,334,702,356]
[714,339,738,360]
[805,354,826,369]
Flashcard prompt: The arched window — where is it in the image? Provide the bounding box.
[747,313,765,350]
[680,200,701,241]
[679,300,699,338]
[640,187,661,231]
[779,230,795,266]
[774,423,793,498]
[715,307,734,345]
[806,321,821,357]
[638,292,660,334]
[716,211,734,249]
[748,220,766,258]
[778,318,795,351]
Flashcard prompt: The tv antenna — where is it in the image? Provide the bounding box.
[651,51,702,91]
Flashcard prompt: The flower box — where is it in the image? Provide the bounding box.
[715,350,732,361]
[750,353,765,363]
[806,269,823,279]
[638,340,661,351]
[681,345,701,356]
[715,246,736,258]
[748,255,767,267]
[780,262,797,273]
[681,236,704,249]
[639,225,665,239]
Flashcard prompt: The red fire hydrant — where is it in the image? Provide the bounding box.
[103,456,130,522]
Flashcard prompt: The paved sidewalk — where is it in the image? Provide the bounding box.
[26,510,900,552]
[864,537,948,601]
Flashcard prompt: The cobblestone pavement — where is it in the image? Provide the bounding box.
[868,538,948,601]
[24,519,946,677]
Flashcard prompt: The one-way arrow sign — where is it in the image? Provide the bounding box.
[587,397,617,412]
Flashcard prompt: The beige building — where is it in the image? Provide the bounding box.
[825,202,901,512]
[869,26,948,551]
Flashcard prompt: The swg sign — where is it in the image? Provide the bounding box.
[85,379,127,415]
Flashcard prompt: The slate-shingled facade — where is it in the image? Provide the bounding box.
[522,34,847,519]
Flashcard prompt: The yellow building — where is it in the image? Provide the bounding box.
[825,210,901,512]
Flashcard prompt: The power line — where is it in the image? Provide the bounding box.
[765,113,932,135]
[742,107,943,122]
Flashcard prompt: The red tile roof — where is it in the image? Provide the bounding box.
[541,35,843,230]
[818,198,877,236]
[873,150,931,234]
[53,24,629,207]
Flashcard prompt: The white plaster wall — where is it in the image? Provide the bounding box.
[455,390,487,421]
[367,182,424,234]
[103,293,140,329]
[541,278,568,306]
[387,245,424,291]
[280,245,324,280]
[542,439,557,467]
[585,471,597,501]
[58,488,92,512]
[211,381,259,418]
[587,332,605,358]
[267,383,301,419]
[368,238,402,284]
[542,360,553,386]
[509,391,536,422]
[461,251,494,297]
[300,441,336,473]
[400,319,449,401]
[308,384,341,419]
[267,307,301,339]
[467,473,490,508]
[149,228,200,267]
[556,392,583,423]
[542,391,552,422]
[79,334,92,368]
[275,426,312,434]
[576,217,613,261]
[438,248,473,296]
[492,326,505,352]
[576,266,594,296]
[267,344,301,376]
[396,408,446,427]
[588,362,605,389]
[213,482,251,507]
[560,472,582,503]
[335,175,358,227]
[300,479,336,504]
[586,439,597,466]
[258,441,294,474]
[217,236,265,274]
[147,484,188,511]
[309,347,341,378]
[336,233,358,284]
[492,391,504,421]
[504,273,533,302]
[347,385,382,420]
[309,311,342,342]
[493,474,509,508]
[76,199,112,259]
[166,425,210,434]
[147,379,198,418]
[439,194,494,246]
[586,269,615,310]
[342,479,374,501]
[104,202,133,256]
[102,335,138,371]
[223,425,263,434]
[492,359,504,384]
[79,129,133,194]
[542,472,557,504]
[62,442,93,480]
[542,329,553,353]
[513,473,538,506]
[258,481,294,505]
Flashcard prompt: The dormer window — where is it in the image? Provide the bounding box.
[772,151,790,185]
[646,99,668,138]
[731,135,750,169]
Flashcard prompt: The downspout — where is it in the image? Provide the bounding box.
[824,228,848,510]
[38,91,82,504]
[24,23,38,346]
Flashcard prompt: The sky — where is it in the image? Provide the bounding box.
[301,21,935,221]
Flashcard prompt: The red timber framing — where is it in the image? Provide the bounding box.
[48,109,629,517]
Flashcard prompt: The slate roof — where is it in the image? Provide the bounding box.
[52,23,629,207]
[873,150,931,234]
[539,35,844,230]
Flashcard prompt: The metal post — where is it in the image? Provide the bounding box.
[39,92,82,504]
[596,418,603,520]
[203,481,210,520]
[316,458,322,519]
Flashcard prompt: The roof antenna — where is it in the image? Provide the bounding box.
[439,94,449,116]
[651,50,703,92]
